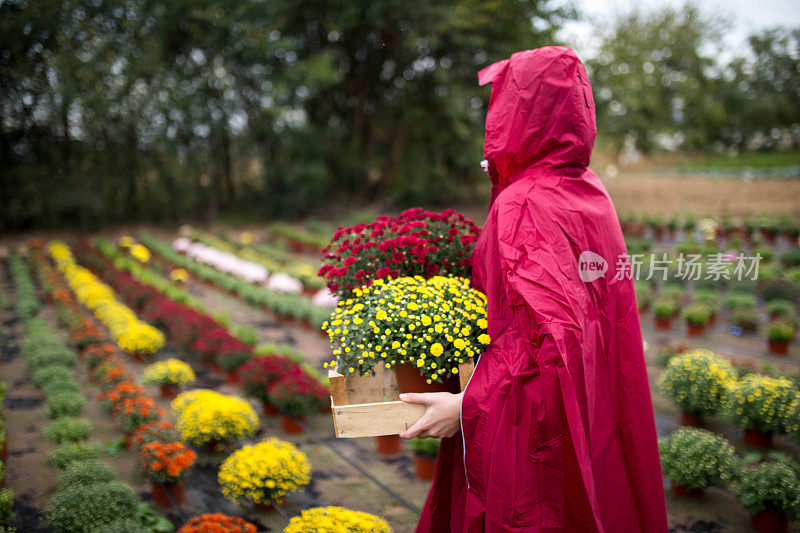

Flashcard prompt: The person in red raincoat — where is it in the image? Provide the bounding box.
[399,46,669,532]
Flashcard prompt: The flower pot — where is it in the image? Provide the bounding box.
[375,435,402,456]
[281,415,305,434]
[255,497,284,512]
[124,433,134,450]
[744,428,773,448]
[130,352,145,363]
[77,346,86,359]
[768,341,789,356]
[414,455,436,480]
[681,411,705,428]
[262,401,279,416]
[394,362,460,394]
[655,317,672,330]
[750,509,789,533]
[687,324,705,336]
[671,483,704,498]
[225,371,239,385]
[152,482,184,506]
[159,384,179,399]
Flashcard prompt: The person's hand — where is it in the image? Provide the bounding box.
[398,391,463,439]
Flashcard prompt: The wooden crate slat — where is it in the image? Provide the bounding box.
[331,400,426,438]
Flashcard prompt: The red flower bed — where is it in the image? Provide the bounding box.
[320,207,480,296]
[267,371,330,418]
[237,355,302,402]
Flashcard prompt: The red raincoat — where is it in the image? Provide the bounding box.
[416,47,668,532]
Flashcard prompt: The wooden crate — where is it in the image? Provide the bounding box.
[328,362,474,438]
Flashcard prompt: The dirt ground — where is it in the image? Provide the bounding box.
[602,172,800,217]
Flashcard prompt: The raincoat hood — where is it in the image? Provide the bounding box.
[479,47,597,201]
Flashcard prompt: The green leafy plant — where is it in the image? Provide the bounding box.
[735,462,800,519]
[132,501,175,532]
[56,461,116,490]
[31,366,74,389]
[46,392,85,419]
[780,249,800,269]
[724,292,757,311]
[46,441,102,469]
[232,325,259,346]
[25,348,77,372]
[692,289,720,313]
[767,321,795,343]
[653,298,678,320]
[0,488,13,530]
[410,437,440,458]
[659,428,739,489]
[45,418,93,444]
[683,304,711,327]
[658,349,737,419]
[731,308,760,334]
[44,380,80,398]
[767,300,796,320]
[44,481,139,533]
[761,279,799,304]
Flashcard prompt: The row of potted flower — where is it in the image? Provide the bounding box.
[194,229,328,291]
[640,280,798,355]
[74,240,256,376]
[140,233,334,327]
[47,241,166,359]
[26,243,283,533]
[62,239,404,527]
[12,252,175,531]
[86,238,333,429]
[659,426,800,533]
[173,237,270,285]
[182,229,327,292]
[620,212,800,244]
[658,348,800,448]
[29,242,199,508]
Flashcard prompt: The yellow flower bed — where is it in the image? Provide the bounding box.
[324,275,489,383]
[172,389,258,445]
[48,240,165,356]
[284,506,393,533]
[142,358,196,387]
[218,438,310,504]
[726,374,799,433]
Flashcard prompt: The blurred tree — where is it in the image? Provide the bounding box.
[587,4,729,155]
[0,0,572,229]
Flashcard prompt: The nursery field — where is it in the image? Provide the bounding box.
[1,183,800,533]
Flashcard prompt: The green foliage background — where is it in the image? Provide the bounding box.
[1,1,798,229]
